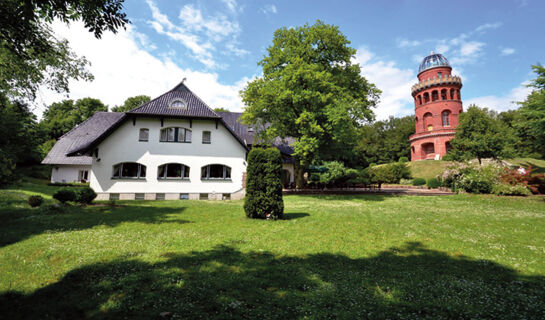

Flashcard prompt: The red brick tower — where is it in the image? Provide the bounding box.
[410,52,463,161]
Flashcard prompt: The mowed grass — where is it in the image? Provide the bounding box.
[1,181,544,319]
[408,160,453,180]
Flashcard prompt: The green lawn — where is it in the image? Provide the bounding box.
[408,160,453,179]
[1,181,544,319]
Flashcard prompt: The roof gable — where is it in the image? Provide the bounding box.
[127,82,220,118]
[42,112,126,165]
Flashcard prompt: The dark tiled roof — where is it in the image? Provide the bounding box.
[42,112,126,165]
[218,111,295,156]
[127,82,220,118]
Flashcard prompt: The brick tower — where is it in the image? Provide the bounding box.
[409,52,463,161]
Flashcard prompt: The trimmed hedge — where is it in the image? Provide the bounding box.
[398,157,409,163]
[76,187,97,204]
[244,148,284,219]
[28,195,43,207]
[369,162,411,187]
[426,178,441,189]
[53,188,76,204]
[412,178,426,186]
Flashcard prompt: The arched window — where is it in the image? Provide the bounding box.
[139,128,149,141]
[417,95,422,105]
[441,89,447,100]
[423,92,430,103]
[450,88,455,100]
[423,112,433,131]
[442,110,451,126]
[201,164,231,180]
[157,163,190,179]
[432,90,439,101]
[457,89,461,100]
[112,162,146,179]
[160,127,192,143]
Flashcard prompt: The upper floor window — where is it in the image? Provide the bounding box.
[112,162,146,179]
[169,98,187,109]
[157,163,190,179]
[442,110,451,126]
[202,131,211,144]
[160,127,192,143]
[201,164,231,180]
[139,128,149,141]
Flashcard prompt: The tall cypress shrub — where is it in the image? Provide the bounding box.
[244,148,284,219]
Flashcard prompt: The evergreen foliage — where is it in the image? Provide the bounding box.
[76,187,97,204]
[244,148,284,219]
[111,95,151,112]
[412,178,426,186]
[27,195,43,207]
[426,178,440,189]
[53,188,76,204]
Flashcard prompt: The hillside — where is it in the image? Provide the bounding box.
[408,160,453,179]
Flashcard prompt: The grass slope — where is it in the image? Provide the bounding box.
[0,181,544,319]
[508,157,545,174]
[408,160,453,179]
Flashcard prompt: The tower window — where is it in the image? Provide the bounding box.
[442,110,451,126]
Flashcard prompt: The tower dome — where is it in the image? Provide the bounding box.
[418,52,450,74]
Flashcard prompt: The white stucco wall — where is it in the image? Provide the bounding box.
[282,163,294,183]
[89,117,248,194]
[51,165,91,183]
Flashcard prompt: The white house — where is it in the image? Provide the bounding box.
[42,81,295,200]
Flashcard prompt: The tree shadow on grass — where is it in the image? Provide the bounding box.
[1,242,543,319]
[0,202,189,248]
[282,212,310,220]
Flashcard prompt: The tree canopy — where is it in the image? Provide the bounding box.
[111,95,150,112]
[40,98,108,140]
[241,21,380,186]
[0,0,129,100]
[448,105,514,164]
[516,64,545,158]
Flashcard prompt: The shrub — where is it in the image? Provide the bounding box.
[75,187,97,204]
[315,162,358,188]
[527,174,545,194]
[426,178,441,189]
[412,178,426,186]
[492,183,531,196]
[244,148,284,219]
[27,195,43,207]
[53,188,76,204]
[369,162,411,187]
[398,157,409,163]
[457,166,498,194]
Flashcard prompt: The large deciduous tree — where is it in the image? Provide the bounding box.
[448,105,514,164]
[241,21,380,188]
[111,95,151,112]
[40,97,108,140]
[516,64,545,158]
[0,0,129,100]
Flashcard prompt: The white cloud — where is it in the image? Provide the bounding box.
[475,22,502,32]
[261,4,277,14]
[397,39,421,48]
[145,0,247,68]
[464,82,531,112]
[501,47,516,56]
[221,0,238,12]
[354,48,416,120]
[34,21,250,119]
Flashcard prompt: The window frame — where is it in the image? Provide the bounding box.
[442,110,451,126]
[157,163,190,180]
[201,164,232,180]
[112,162,147,179]
[139,128,149,142]
[159,127,192,143]
[202,131,211,144]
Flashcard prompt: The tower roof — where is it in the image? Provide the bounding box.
[418,53,450,74]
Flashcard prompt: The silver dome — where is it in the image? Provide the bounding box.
[418,53,450,74]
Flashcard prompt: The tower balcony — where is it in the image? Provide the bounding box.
[411,75,462,96]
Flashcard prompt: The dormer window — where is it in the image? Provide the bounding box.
[169,98,187,109]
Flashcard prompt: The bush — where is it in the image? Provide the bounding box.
[412,178,426,186]
[426,178,441,189]
[244,148,284,219]
[398,157,409,163]
[53,188,76,204]
[369,162,411,187]
[492,183,531,196]
[313,161,359,188]
[27,195,43,207]
[76,187,97,204]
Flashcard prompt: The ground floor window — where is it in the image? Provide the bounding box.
[110,193,120,200]
[157,163,190,179]
[112,162,146,179]
[78,170,88,182]
[201,164,231,180]
[156,193,165,200]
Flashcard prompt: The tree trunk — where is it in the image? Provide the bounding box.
[294,160,306,189]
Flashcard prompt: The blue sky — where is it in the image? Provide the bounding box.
[40,0,545,120]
